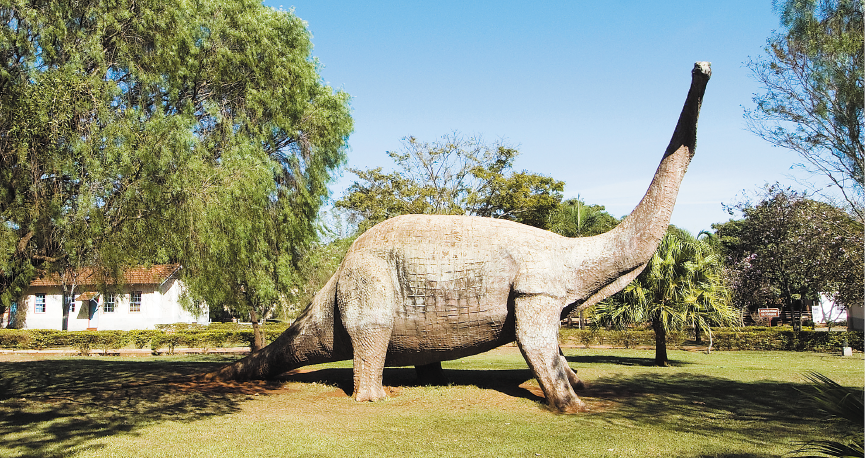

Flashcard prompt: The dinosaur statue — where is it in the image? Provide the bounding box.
[206,62,712,413]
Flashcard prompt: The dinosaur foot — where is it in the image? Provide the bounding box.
[551,397,589,414]
[353,385,388,402]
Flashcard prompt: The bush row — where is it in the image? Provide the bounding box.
[1,326,861,354]
[710,328,863,352]
[559,329,687,348]
[0,324,290,354]
[559,327,864,352]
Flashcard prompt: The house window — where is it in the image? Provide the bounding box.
[105,294,115,313]
[130,291,142,313]
[35,294,46,313]
[69,298,75,313]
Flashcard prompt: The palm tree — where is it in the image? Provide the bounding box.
[594,227,737,366]
[548,197,620,237]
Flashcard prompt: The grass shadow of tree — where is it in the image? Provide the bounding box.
[578,372,848,455]
[566,354,695,366]
[0,356,265,458]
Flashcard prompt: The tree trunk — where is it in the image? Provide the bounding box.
[652,316,668,367]
[61,288,71,331]
[694,323,702,343]
[249,308,265,352]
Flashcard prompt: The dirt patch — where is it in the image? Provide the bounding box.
[164,378,294,396]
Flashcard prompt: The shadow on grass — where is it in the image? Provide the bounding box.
[0,356,268,458]
[565,354,695,367]
[279,367,545,402]
[1,355,846,458]
[578,371,846,453]
[280,363,845,456]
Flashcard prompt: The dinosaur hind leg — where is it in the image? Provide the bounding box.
[349,327,391,401]
[337,256,395,402]
[559,347,585,390]
[415,361,448,386]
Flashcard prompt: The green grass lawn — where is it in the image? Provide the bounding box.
[0,347,861,458]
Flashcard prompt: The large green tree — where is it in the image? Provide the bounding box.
[336,133,563,230]
[594,227,736,366]
[746,0,863,220]
[0,0,352,331]
[713,185,863,327]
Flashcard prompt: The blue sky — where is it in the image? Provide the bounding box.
[263,1,820,233]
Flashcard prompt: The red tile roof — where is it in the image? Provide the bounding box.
[30,264,181,287]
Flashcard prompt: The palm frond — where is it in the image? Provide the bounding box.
[792,439,864,458]
[799,371,864,426]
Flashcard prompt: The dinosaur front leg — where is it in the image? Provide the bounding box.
[515,294,587,413]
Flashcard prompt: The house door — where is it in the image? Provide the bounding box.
[87,299,99,330]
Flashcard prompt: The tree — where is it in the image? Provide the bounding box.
[336,133,564,229]
[713,185,863,328]
[593,227,736,366]
[0,0,352,335]
[283,212,359,320]
[745,0,863,220]
[548,198,620,237]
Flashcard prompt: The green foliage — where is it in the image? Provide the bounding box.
[0,325,292,351]
[0,260,35,328]
[548,198,620,237]
[0,329,30,349]
[337,133,563,230]
[711,328,863,352]
[594,227,737,365]
[559,327,863,353]
[150,333,183,355]
[715,185,864,314]
[559,328,687,348]
[792,372,864,457]
[283,231,356,320]
[127,330,161,349]
[0,0,352,337]
[746,0,863,219]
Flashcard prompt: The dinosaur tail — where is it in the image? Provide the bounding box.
[203,274,343,382]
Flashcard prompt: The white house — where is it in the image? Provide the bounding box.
[15,264,208,331]
[811,293,848,324]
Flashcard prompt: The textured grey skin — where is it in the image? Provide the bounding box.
[207,62,712,413]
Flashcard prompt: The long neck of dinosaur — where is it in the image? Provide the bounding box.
[586,62,711,286]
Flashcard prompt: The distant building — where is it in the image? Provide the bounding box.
[811,293,863,331]
[10,264,208,330]
[811,293,847,324]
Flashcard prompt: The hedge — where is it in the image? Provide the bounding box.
[559,329,687,348]
[0,326,861,353]
[559,327,864,352]
[710,328,864,352]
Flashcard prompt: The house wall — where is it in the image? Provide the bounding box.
[23,286,66,330]
[20,279,208,331]
[811,293,848,324]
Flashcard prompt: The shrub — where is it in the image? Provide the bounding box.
[127,330,159,349]
[0,330,31,349]
[95,330,127,354]
[151,332,182,354]
[69,331,98,355]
